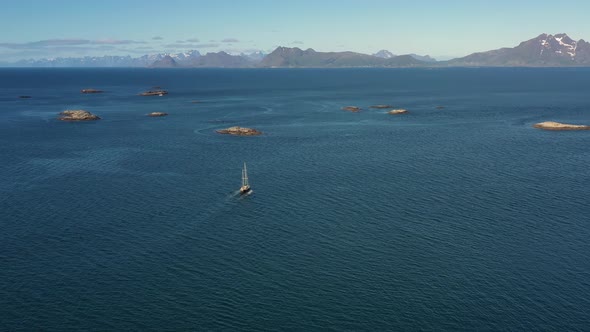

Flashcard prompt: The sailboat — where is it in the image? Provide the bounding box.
[240,162,251,194]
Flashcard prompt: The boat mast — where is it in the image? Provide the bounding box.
[242,162,249,187]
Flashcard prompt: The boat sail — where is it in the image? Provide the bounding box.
[240,162,251,194]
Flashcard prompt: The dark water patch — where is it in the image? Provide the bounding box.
[1,68,590,330]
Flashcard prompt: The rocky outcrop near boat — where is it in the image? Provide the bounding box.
[342,106,361,112]
[533,121,590,130]
[81,89,103,93]
[58,110,100,121]
[216,126,262,136]
[139,90,168,96]
[388,109,408,115]
[148,112,168,117]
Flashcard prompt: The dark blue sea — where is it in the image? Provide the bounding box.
[1,68,590,331]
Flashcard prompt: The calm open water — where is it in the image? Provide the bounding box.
[1,68,590,330]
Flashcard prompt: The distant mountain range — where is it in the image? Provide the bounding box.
[14,52,187,67]
[14,50,262,68]
[8,33,590,68]
[258,47,425,67]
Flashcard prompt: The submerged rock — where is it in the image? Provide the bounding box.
[371,104,393,109]
[139,90,168,96]
[81,89,103,94]
[216,126,262,136]
[58,110,100,121]
[388,109,409,115]
[533,121,590,131]
[342,106,361,112]
[148,112,168,117]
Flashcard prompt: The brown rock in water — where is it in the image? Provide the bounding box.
[58,110,100,121]
[533,121,590,131]
[148,112,168,117]
[81,89,103,94]
[388,109,409,115]
[342,106,361,112]
[370,104,393,109]
[216,126,262,136]
[139,90,168,96]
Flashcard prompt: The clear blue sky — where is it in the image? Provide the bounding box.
[2,0,590,61]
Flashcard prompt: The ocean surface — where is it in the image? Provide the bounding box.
[1,68,589,331]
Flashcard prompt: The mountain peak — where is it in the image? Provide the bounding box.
[240,51,266,62]
[279,46,301,51]
[538,33,577,59]
[373,50,396,59]
[150,55,178,68]
[554,33,576,45]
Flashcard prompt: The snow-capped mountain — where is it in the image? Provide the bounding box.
[12,49,268,67]
[169,50,201,61]
[241,51,266,62]
[16,55,139,67]
[373,50,396,59]
[16,51,202,67]
[540,33,577,57]
[448,33,590,66]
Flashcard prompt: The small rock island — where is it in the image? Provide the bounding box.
[58,110,101,121]
[81,89,103,94]
[388,109,409,115]
[216,126,262,136]
[342,106,361,112]
[139,90,168,96]
[371,105,394,109]
[148,112,168,117]
[533,121,590,131]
